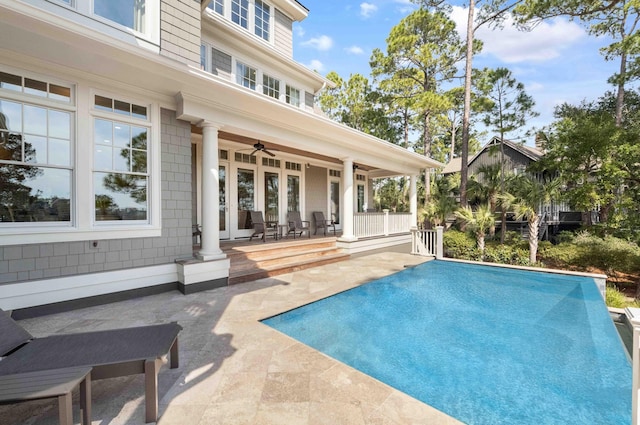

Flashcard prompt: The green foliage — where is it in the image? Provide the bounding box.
[443,229,481,260]
[539,232,640,275]
[483,244,532,266]
[555,231,576,244]
[606,286,640,309]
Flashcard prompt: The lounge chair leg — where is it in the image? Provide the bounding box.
[145,358,161,423]
[80,372,92,425]
[58,392,73,425]
[170,338,179,368]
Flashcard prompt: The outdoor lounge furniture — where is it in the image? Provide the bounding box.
[0,366,92,425]
[313,211,336,236]
[249,211,278,242]
[0,308,182,423]
[287,211,310,239]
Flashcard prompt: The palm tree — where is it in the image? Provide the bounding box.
[500,175,559,264]
[454,204,495,259]
[467,163,502,238]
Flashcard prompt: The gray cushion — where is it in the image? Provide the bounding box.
[0,309,33,357]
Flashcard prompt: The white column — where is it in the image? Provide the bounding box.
[409,174,418,228]
[197,122,226,261]
[339,158,357,241]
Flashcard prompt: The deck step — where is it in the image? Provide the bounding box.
[224,238,350,285]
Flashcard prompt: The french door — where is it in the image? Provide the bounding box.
[233,165,257,238]
[219,164,230,239]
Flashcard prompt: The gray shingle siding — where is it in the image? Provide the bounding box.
[160,0,202,67]
[0,109,193,286]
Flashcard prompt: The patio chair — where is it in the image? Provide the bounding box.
[313,211,336,236]
[0,308,181,423]
[249,211,278,242]
[287,211,310,239]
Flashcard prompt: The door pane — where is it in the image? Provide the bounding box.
[330,181,340,224]
[237,168,254,229]
[287,175,300,212]
[357,184,365,212]
[219,165,226,231]
[265,172,279,222]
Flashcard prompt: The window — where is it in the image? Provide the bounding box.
[263,74,279,99]
[236,62,256,90]
[208,0,224,14]
[286,85,300,107]
[94,0,147,33]
[254,0,270,41]
[0,71,73,224]
[93,95,149,222]
[231,0,249,29]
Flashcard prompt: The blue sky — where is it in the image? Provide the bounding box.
[292,1,623,145]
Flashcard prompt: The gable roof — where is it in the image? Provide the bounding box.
[442,137,543,175]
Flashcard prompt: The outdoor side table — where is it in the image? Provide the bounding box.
[278,224,289,239]
[0,366,92,425]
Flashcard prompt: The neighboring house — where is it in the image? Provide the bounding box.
[442,136,579,238]
[0,0,441,311]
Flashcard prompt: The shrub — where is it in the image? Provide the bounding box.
[443,230,481,261]
[606,286,640,309]
[483,245,531,266]
[555,231,576,244]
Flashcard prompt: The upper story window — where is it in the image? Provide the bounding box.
[94,0,147,33]
[286,85,300,107]
[254,0,270,41]
[46,0,159,44]
[208,0,272,42]
[236,62,257,90]
[231,0,249,29]
[263,74,279,99]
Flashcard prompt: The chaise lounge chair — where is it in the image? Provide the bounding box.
[287,211,310,239]
[313,211,336,236]
[0,308,181,423]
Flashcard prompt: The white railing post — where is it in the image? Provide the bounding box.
[383,209,389,236]
[410,227,418,254]
[436,226,444,259]
[627,308,640,425]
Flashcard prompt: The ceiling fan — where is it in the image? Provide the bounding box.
[249,142,277,157]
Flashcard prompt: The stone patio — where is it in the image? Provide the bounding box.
[0,252,462,425]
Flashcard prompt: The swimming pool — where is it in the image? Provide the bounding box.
[262,260,631,424]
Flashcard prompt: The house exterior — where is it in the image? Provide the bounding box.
[442,137,577,237]
[0,0,441,312]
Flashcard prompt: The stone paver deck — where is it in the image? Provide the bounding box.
[0,252,462,425]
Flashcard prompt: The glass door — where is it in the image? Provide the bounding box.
[330,180,340,226]
[287,174,301,213]
[219,164,230,239]
[235,167,256,238]
[264,171,279,223]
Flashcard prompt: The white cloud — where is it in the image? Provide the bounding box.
[345,45,365,55]
[300,35,334,51]
[360,2,378,18]
[294,25,305,38]
[450,6,586,63]
[306,59,325,72]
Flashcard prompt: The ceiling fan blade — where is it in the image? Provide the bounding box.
[264,149,276,157]
[250,149,258,156]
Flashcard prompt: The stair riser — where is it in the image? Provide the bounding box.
[228,255,348,285]
[225,242,337,260]
[231,249,344,272]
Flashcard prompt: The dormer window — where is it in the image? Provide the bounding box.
[208,0,272,43]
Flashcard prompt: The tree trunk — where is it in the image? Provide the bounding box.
[528,216,539,264]
[615,52,626,127]
[477,233,485,260]
[459,0,475,208]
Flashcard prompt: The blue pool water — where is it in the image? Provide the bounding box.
[262,260,632,424]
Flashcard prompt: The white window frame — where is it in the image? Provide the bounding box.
[234,60,257,90]
[43,0,160,46]
[0,67,161,246]
[207,0,273,44]
[262,73,280,99]
[285,85,301,107]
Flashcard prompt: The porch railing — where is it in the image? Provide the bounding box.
[410,227,444,258]
[353,210,412,238]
